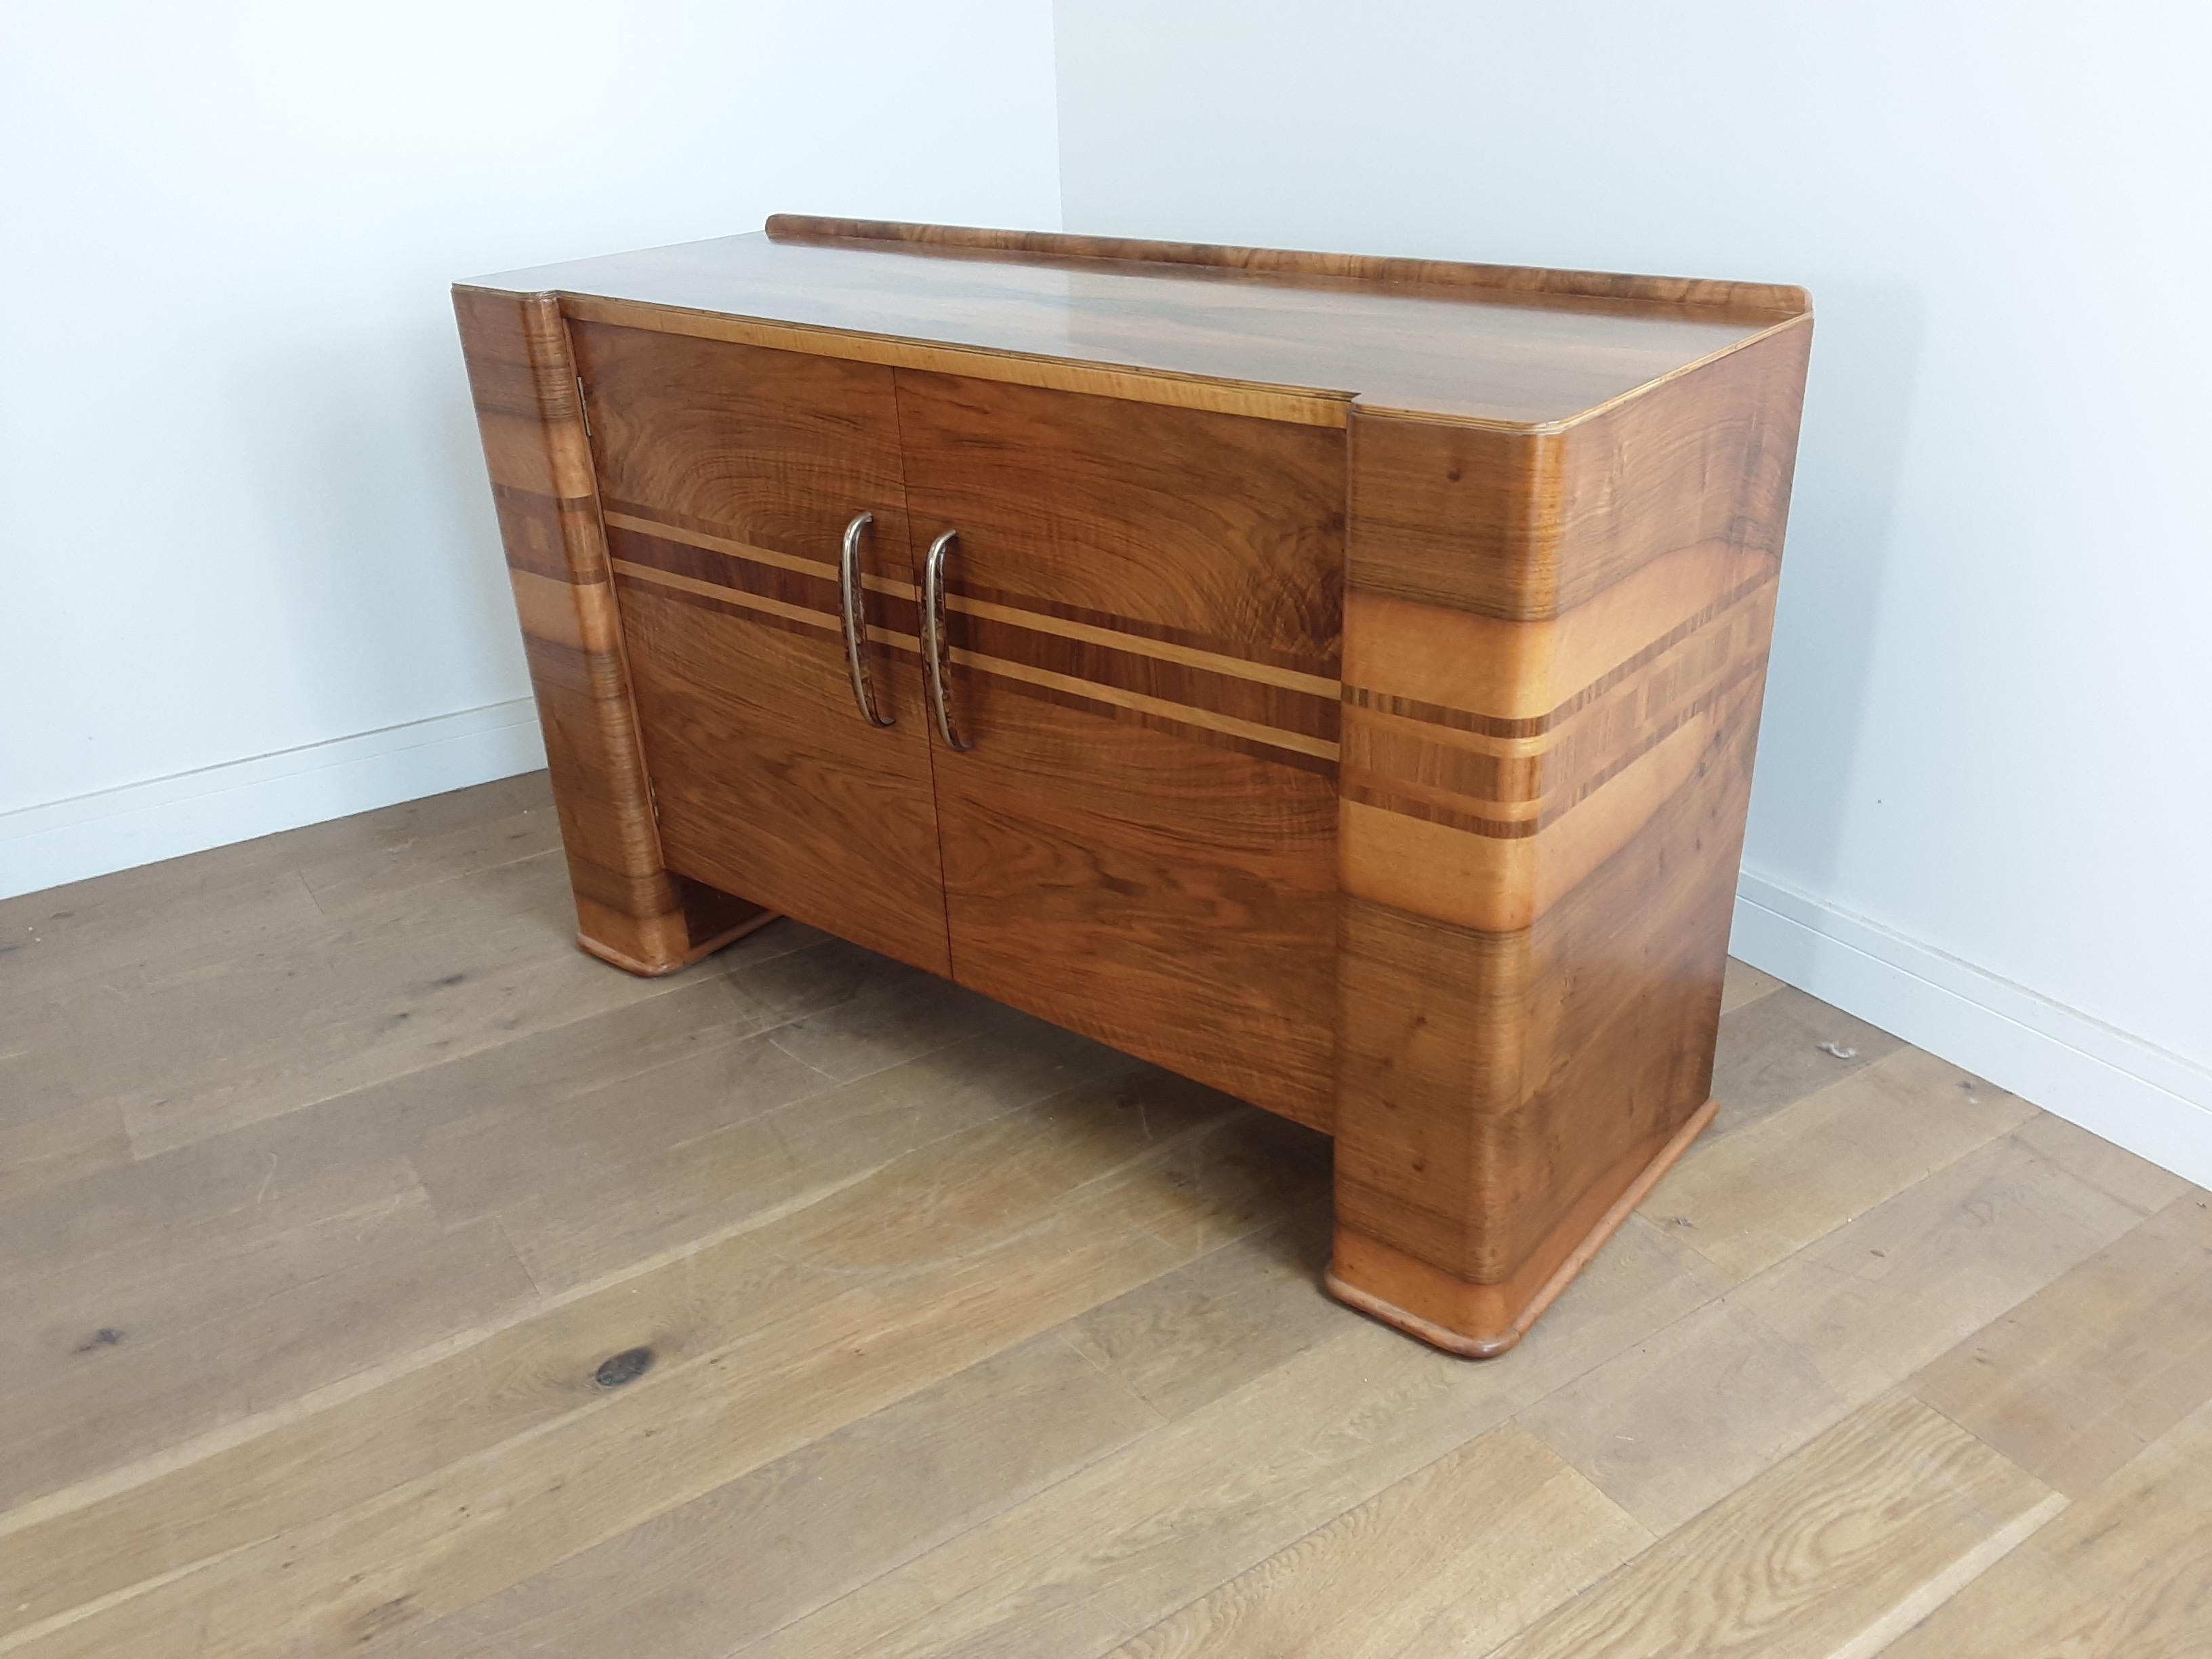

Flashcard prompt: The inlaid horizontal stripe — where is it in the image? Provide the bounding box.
[951,592,1337,698]
[1343,571,1777,739]
[600,507,1343,739]
[492,483,605,583]
[613,558,836,636]
[605,505,1337,689]
[954,577,1340,681]
[604,508,914,600]
[981,671,1342,781]
[961,613,1338,746]
[954,648,1340,763]
[609,525,922,636]
[613,559,923,656]
[1345,659,1763,837]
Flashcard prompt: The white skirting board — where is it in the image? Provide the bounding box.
[0,699,547,902]
[1730,869,2212,1193]
[5,710,2205,1194]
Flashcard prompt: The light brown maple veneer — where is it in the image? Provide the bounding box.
[454,216,1813,1357]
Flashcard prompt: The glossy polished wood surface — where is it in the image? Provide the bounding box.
[468,221,1803,427]
[1330,322,1811,1353]
[456,217,1815,1357]
[568,322,952,976]
[899,372,1345,1128]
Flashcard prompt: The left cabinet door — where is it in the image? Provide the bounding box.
[570,321,952,975]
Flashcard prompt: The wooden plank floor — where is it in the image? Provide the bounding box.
[3,773,2206,1657]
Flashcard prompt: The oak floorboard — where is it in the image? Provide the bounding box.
[0,860,320,1004]
[1645,1044,2034,1284]
[3,777,2206,1659]
[0,973,772,1296]
[413,1025,834,1225]
[2010,1103,2195,1214]
[1107,1425,1650,1659]
[0,1182,445,1401]
[1489,1393,2062,1658]
[1912,1189,2212,1498]
[1878,1393,2212,1657]
[0,1120,424,1302]
[1518,1299,1848,1535]
[0,1219,841,1641]
[735,1217,1731,1659]
[1718,955,1783,1014]
[398,1332,1166,1659]
[0,993,1176,1641]
[0,1093,131,1206]
[759,959,1044,1082]
[0,778,568,1020]
[1060,1200,1340,1422]
[7,1094,1265,1656]
[1732,1129,2157,1404]
[1,1209,538,1514]
[109,853,710,1158]
[292,774,565,917]
[1704,983,1906,1141]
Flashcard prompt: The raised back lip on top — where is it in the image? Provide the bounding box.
[761,213,1812,326]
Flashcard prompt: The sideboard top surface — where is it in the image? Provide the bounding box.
[464,217,1809,429]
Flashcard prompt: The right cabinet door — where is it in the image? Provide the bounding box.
[895,371,1346,1129]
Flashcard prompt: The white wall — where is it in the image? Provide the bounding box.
[1054,1,2212,1174]
[0,0,1061,893]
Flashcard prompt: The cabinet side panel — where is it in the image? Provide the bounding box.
[453,286,766,974]
[1330,319,1811,1353]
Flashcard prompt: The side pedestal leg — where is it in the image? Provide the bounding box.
[455,283,775,978]
[1326,344,1805,1353]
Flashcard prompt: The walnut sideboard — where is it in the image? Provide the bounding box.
[453,216,1811,1357]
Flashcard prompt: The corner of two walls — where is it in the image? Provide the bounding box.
[1045,1,2212,1184]
[0,0,1066,905]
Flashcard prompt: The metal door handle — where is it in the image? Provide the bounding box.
[838,511,894,728]
[922,529,972,752]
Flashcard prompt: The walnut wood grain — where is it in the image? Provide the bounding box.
[567,324,952,976]
[452,287,769,975]
[894,371,1345,668]
[901,375,1345,1128]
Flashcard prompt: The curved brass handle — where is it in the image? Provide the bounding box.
[838,511,894,728]
[922,529,972,752]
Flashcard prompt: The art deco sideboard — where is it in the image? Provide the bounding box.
[453,216,1811,1357]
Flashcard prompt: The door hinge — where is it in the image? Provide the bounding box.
[574,377,592,438]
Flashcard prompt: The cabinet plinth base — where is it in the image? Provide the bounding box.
[1326,1095,1719,1358]
[577,906,779,978]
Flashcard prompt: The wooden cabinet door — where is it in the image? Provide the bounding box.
[894,371,1346,1128]
[571,321,951,975]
